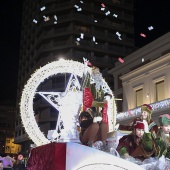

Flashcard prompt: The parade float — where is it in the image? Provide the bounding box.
[20,59,169,170]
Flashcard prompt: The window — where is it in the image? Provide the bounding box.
[136,88,143,107]
[15,131,18,137]
[6,140,10,143]
[117,74,122,89]
[156,80,165,101]
[6,146,10,152]
[117,93,123,112]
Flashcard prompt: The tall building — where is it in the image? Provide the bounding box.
[0,101,21,157]
[14,0,135,151]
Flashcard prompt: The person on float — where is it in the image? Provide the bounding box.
[155,114,170,159]
[79,108,108,148]
[116,120,156,161]
[79,92,112,148]
[119,104,158,139]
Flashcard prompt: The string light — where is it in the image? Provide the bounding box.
[20,59,117,146]
[116,99,170,121]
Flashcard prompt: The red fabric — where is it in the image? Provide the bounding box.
[53,143,66,170]
[83,87,93,111]
[133,121,144,130]
[102,102,108,125]
[27,143,66,170]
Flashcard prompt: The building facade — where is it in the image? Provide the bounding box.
[0,101,21,157]
[15,0,135,151]
[108,32,170,125]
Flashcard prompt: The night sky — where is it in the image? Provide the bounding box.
[0,0,169,102]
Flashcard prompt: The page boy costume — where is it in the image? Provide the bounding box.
[119,104,158,139]
[155,114,170,159]
[117,120,156,161]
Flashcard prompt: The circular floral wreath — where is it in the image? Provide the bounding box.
[20,59,117,146]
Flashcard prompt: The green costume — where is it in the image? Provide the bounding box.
[117,121,156,161]
[155,114,170,159]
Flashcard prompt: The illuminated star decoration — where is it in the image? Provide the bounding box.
[37,73,82,142]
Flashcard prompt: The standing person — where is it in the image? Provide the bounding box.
[116,120,156,161]
[155,114,170,159]
[140,104,158,138]
[119,104,158,139]
[79,107,108,148]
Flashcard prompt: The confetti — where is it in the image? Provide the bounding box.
[92,36,95,42]
[80,33,84,39]
[77,8,82,11]
[116,31,121,37]
[33,19,38,24]
[101,7,105,11]
[87,61,92,66]
[75,41,80,45]
[40,6,46,11]
[94,20,97,22]
[105,11,110,16]
[54,15,57,21]
[44,16,50,22]
[140,33,146,38]
[142,58,144,62]
[80,0,83,3]
[118,57,124,63]
[77,38,80,41]
[148,26,154,31]
[101,3,105,8]
[113,14,118,18]
[74,5,79,8]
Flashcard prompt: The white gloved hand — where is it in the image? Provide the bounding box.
[93,116,102,123]
[143,120,149,133]
[104,95,110,101]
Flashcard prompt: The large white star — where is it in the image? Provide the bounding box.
[36,73,82,141]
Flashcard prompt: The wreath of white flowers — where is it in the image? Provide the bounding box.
[20,59,117,146]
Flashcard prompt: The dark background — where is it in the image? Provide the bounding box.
[0,0,169,101]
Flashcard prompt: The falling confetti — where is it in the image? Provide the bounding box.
[92,36,96,42]
[118,57,124,63]
[74,5,79,8]
[148,26,154,31]
[140,33,146,38]
[113,14,118,18]
[75,41,80,45]
[54,15,57,24]
[116,31,121,37]
[105,11,110,16]
[142,58,144,62]
[101,3,105,8]
[40,6,46,11]
[77,8,82,11]
[43,16,50,22]
[80,33,84,39]
[33,19,38,24]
